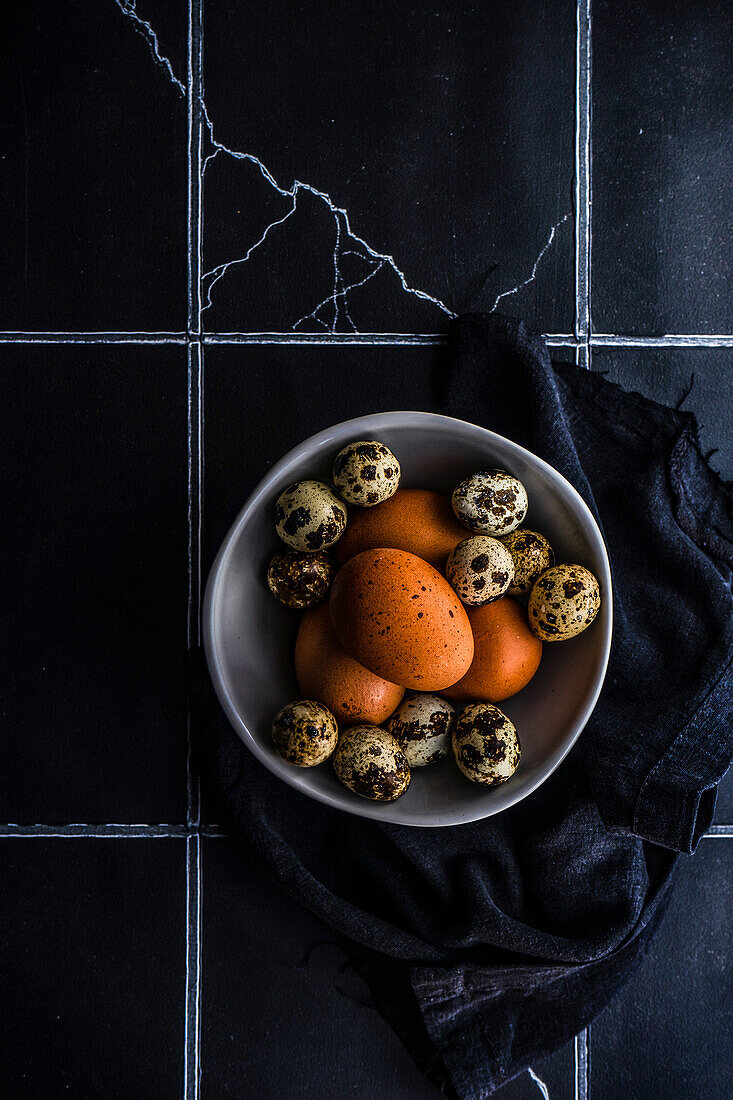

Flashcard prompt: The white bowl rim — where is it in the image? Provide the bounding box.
[203,410,613,827]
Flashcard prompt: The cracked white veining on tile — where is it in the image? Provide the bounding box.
[490,214,570,314]
[528,1065,551,1099]
[115,0,567,334]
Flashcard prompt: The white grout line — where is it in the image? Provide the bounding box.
[575,0,592,344]
[591,334,733,348]
[574,3,593,1093]
[0,331,731,347]
[0,825,229,838]
[3,823,731,840]
[184,832,202,1100]
[704,825,733,837]
[575,1029,590,1100]
[0,823,189,837]
[0,333,189,343]
[185,3,204,1098]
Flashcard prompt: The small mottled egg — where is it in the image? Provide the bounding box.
[333,724,411,801]
[333,441,401,507]
[446,536,514,605]
[452,703,521,786]
[387,694,455,767]
[528,564,601,641]
[271,700,338,767]
[501,528,554,595]
[267,550,335,609]
[452,470,528,536]
[275,481,347,552]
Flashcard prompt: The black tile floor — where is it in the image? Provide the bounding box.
[1,1,730,1097]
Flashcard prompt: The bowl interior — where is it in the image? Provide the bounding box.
[204,411,612,826]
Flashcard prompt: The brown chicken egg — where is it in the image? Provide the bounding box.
[330,549,474,691]
[334,489,468,572]
[295,603,404,726]
[443,597,542,704]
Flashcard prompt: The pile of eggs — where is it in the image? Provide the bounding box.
[267,440,602,803]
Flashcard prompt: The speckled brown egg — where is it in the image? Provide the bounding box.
[333,724,411,801]
[271,700,338,767]
[452,470,528,536]
[452,703,521,786]
[446,536,514,605]
[275,481,347,552]
[333,440,401,507]
[335,489,468,572]
[527,564,601,641]
[330,549,474,691]
[500,528,554,595]
[387,694,455,767]
[295,603,404,727]
[267,550,335,609]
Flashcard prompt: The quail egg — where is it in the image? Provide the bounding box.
[452,703,521,786]
[272,700,339,767]
[333,441,401,507]
[275,480,347,552]
[387,694,455,767]
[267,549,335,609]
[527,564,601,642]
[500,528,554,595]
[333,724,411,801]
[452,470,528,536]
[446,535,514,605]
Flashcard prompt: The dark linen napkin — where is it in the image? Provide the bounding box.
[196,314,733,1097]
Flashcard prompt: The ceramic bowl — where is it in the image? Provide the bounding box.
[203,411,612,826]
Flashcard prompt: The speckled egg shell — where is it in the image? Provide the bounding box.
[275,481,347,552]
[330,549,474,691]
[452,703,521,786]
[295,603,404,727]
[387,694,455,767]
[500,528,554,596]
[446,535,514,605]
[451,470,528,536]
[528,564,601,642]
[271,700,338,767]
[335,489,467,572]
[267,550,335,609]
[333,724,411,801]
[333,441,401,507]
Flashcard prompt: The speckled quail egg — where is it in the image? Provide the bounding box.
[387,694,455,767]
[451,470,528,536]
[446,536,514,605]
[332,441,401,507]
[452,703,521,786]
[267,550,335,609]
[500,528,555,596]
[527,564,601,642]
[272,700,339,766]
[275,480,347,552]
[333,724,411,801]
